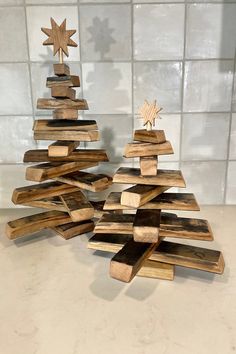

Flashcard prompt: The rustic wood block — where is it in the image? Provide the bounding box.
[110,240,157,282]
[48,141,80,157]
[51,86,76,99]
[54,171,112,192]
[22,196,66,211]
[140,156,158,176]
[37,98,88,110]
[33,119,98,132]
[25,161,98,182]
[59,190,94,222]
[94,213,135,234]
[5,211,71,240]
[138,260,174,280]
[133,209,161,243]
[113,167,186,188]
[53,109,78,120]
[53,220,94,240]
[134,129,166,144]
[121,185,169,208]
[46,75,80,88]
[24,149,109,163]
[34,130,99,142]
[124,141,173,158]
[53,63,70,76]
[12,181,78,204]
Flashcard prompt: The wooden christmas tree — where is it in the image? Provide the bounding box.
[88,100,225,282]
[6,18,111,241]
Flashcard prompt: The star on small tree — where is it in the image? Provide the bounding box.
[139,100,162,131]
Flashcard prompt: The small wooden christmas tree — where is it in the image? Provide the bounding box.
[6,18,111,240]
[89,100,225,282]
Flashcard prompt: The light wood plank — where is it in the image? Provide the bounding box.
[133,209,161,243]
[46,75,80,88]
[53,220,94,240]
[121,185,169,208]
[138,260,174,280]
[53,63,70,76]
[124,141,173,158]
[51,86,75,99]
[140,156,158,176]
[60,191,94,222]
[22,196,66,211]
[37,98,88,110]
[34,130,99,142]
[48,141,80,157]
[53,109,78,120]
[33,119,98,131]
[134,129,166,144]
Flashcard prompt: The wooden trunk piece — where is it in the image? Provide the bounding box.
[113,167,186,188]
[53,63,70,76]
[48,141,80,157]
[140,156,158,176]
[51,86,75,99]
[59,190,94,222]
[22,196,66,211]
[12,181,78,204]
[53,220,94,240]
[124,141,173,158]
[34,130,99,142]
[33,119,98,132]
[53,109,78,120]
[46,75,80,88]
[138,260,174,280]
[110,240,157,282]
[134,129,166,144]
[37,98,88,110]
[6,211,72,239]
[133,209,161,243]
[121,185,169,208]
[25,161,98,182]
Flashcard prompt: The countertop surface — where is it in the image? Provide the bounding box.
[0,206,235,354]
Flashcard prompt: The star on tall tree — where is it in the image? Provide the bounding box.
[41,18,77,62]
[138,100,162,130]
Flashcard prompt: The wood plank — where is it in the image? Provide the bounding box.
[105,192,200,211]
[53,63,70,76]
[33,119,98,131]
[124,141,173,158]
[53,109,78,120]
[59,190,94,222]
[22,196,66,211]
[12,181,78,204]
[121,185,169,208]
[113,167,186,188]
[46,75,80,88]
[133,209,161,243]
[25,161,98,182]
[137,260,174,280]
[52,220,94,240]
[140,156,158,176]
[34,130,99,142]
[37,98,88,110]
[48,141,80,157]
[24,149,109,163]
[54,171,112,192]
[6,211,72,240]
[51,86,75,99]
[134,129,166,144]
[110,240,157,282]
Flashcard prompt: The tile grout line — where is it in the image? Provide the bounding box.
[131,1,134,168]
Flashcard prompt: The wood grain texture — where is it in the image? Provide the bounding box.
[124,141,173,158]
[24,149,109,163]
[48,141,80,157]
[6,211,71,240]
[46,75,80,88]
[53,109,78,120]
[121,185,169,208]
[22,196,66,211]
[134,129,166,144]
[53,63,70,76]
[133,209,161,243]
[37,98,88,110]
[60,190,94,222]
[51,86,75,99]
[34,130,99,142]
[33,119,98,131]
[113,167,186,188]
[110,240,157,282]
[137,260,174,280]
[140,156,158,176]
[12,181,78,204]
[25,161,98,182]
[52,220,94,240]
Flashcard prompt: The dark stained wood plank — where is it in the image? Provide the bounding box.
[140,156,158,176]
[33,119,98,131]
[124,141,173,158]
[133,209,161,243]
[121,185,169,208]
[52,220,94,240]
[53,109,78,120]
[37,98,88,110]
[53,63,70,76]
[48,141,80,157]
[134,129,166,144]
[51,86,75,99]
[60,190,94,222]
[46,75,80,88]
[22,196,66,211]
[94,213,135,234]
[34,130,99,142]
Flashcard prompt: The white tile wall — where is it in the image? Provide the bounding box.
[226,161,236,204]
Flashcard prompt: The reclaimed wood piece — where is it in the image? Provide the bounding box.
[105,192,200,211]
[53,109,78,120]
[121,185,169,208]
[53,63,70,76]
[51,86,76,99]
[55,171,112,192]
[140,156,158,176]
[94,213,135,234]
[34,130,99,142]
[22,196,66,211]
[133,209,161,243]
[12,181,78,204]
[48,141,80,157]
[134,129,166,144]
[33,119,98,131]
[53,220,94,240]
[24,149,109,163]
[110,240,157,282]
[25,161,98,182]
[139,100,162,130]
[113,167,186,188]
[37,98,88,110]
[60,190,94,222]
[138,260,174,280]
[46,75,80,88]
[124,141,173,158]
[6,211,71,240]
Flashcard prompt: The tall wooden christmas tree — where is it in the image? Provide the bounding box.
[89,100,225,282]
[6,18,111,241]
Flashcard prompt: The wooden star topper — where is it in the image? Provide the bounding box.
[138,100,162,131]
[41,18,77,62]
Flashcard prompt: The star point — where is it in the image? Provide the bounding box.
[138,100,162,130]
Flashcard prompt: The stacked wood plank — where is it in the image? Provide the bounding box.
[88,126,225,282]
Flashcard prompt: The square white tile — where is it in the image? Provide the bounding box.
[134,4,185,60]
[0,0,23,4]
[182,113,230,161]
[183,60,234,112]
[134,62,182,113]
[82,62,132,114]
[229,114,236,160]
[226,161,236,204]
[27,0,76,3]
